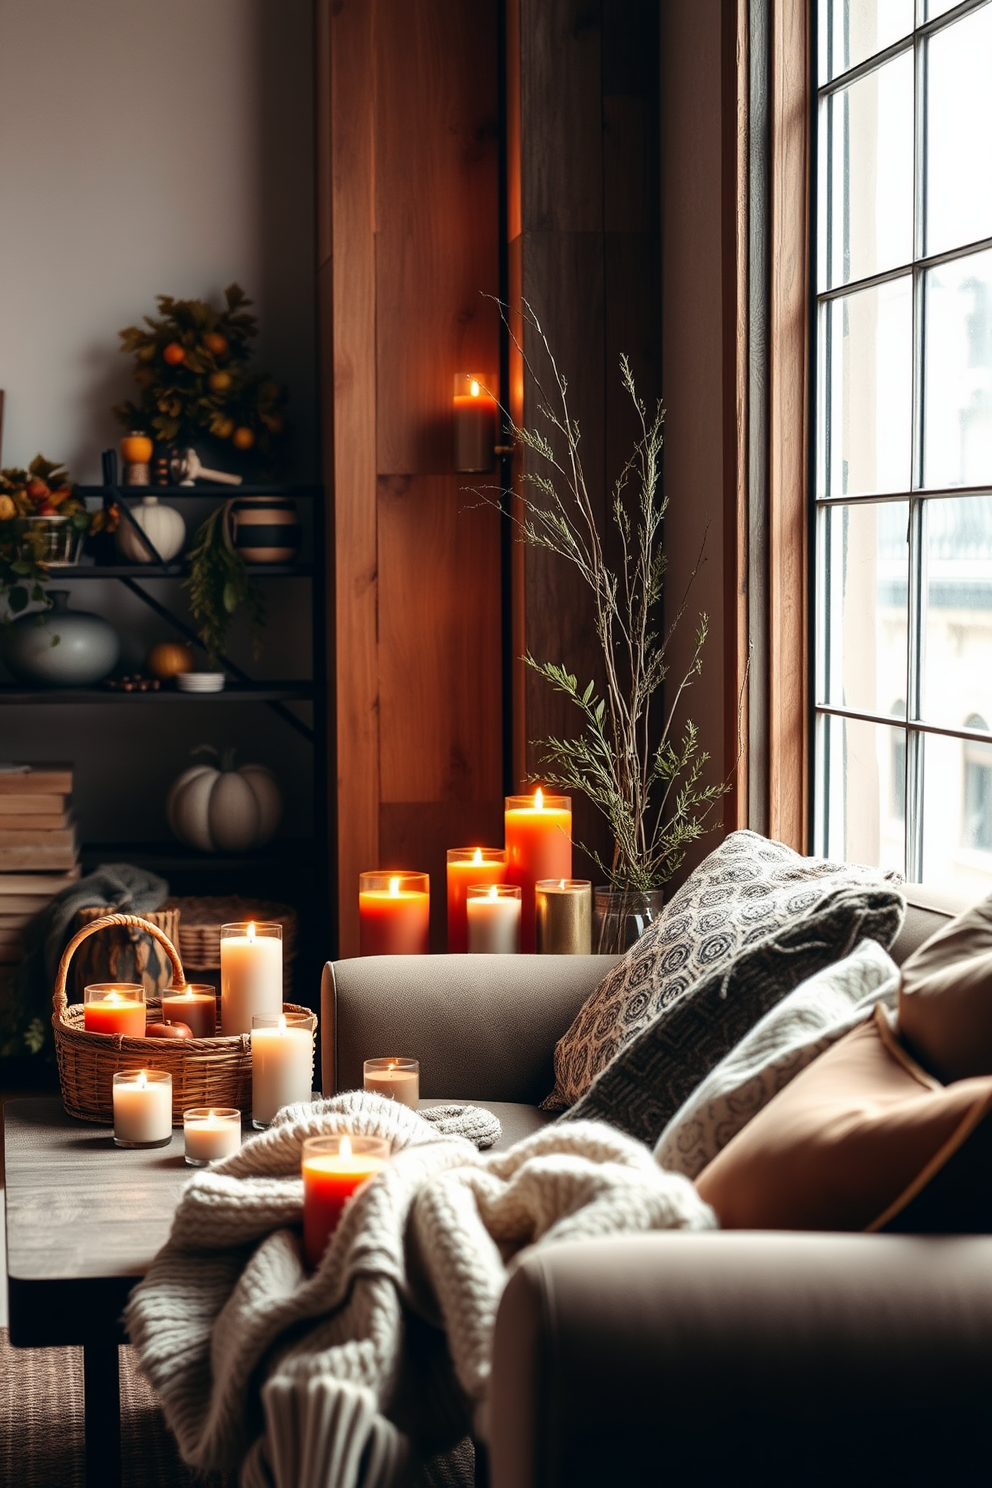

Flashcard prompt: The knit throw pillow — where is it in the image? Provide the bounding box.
[556,885,906,1146]
[542,828,904,1111]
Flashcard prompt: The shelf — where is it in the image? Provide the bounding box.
[0,682,313,704]
[79,839,317,874]
[76,484,322,499]
[43,563,312,578]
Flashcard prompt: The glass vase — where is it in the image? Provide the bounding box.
[593,887,666,955]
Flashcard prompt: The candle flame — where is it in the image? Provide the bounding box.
[184,985,193,999]
[137,1071,147,1089]
[340,1134,353,1160]
[488,884,498,900]
[473,848,483,865]
[470,379,480,397]
[247,921,256,942]
[534,787,544,810]
[389,876,400,896]
[106,991,122,1004]
[278,1014,287,1034]
[560,879,566,889]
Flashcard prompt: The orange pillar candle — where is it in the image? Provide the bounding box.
[161,984,217,1039]
[302,1133,390,1268]
[358,872,430,955]
[505,790,572,953]
[446,847,506,952]
[453,373,498,473]
[83,984,146,1038]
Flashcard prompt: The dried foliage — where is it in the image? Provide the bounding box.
[183,504,264,668]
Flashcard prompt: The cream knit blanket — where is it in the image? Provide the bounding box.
[125,1090,714,1488]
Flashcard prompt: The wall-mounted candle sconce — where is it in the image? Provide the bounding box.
[453,372,498,473]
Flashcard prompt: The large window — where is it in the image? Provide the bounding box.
[813,0,992,895]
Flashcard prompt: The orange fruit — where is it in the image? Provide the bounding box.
[232,426,255,450]
[163,342,186,366]
[215,417,235,439]
[208,371,232,393]
[203,332,229,357]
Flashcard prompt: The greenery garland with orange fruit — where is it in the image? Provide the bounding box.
[113,283,287,459]
[0,457,117,615]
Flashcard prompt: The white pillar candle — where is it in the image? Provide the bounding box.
[183,1107,242,1166]
[112,1070,172,1148]
[364,1057,420,1108]
[251,1013,314,1128]
[466,883,522,953]
[220,922,283,1036]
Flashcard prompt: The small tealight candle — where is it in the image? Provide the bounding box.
[466,883,522,953]
[302,1133,391,1268]
[220,921,283,1036]
[112,1070,172,1148]
[251,1012,315,1128]
[446,847,506,952]
[183,1107,241,1166]
[83,984,146,1038]
[364,1057,420,1108]
[161,984,217,1039]
[535,879,593,954]
[358,872,430,956]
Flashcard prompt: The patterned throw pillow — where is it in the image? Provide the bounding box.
[543,829,903,1110]
[556,887,906,1146]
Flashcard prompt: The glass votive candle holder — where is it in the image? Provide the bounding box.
[112,1070,172,1148]
[466,883,522,953]
[160,984,218,1039]
[363,1056,420,1108]
[302,1134,391,1269]
[219,921,283,1036]
[183,1107,242,1166]
[250,1012,315,1129]
[83,984,146,1038]
[535,879,593,954]
[358,872,430,956]
[446,847,507,952]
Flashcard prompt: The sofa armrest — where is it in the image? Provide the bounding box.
[321,954,618,1103]
[489,1230,992,1487]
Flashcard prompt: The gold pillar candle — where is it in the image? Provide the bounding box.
[535,879,593,954]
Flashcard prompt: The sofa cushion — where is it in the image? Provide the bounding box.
[898,893,992,1082]
[696,1004,992,1232]
[556,887,905,1146]
[655,937,899,1179]
[543,830,904,1110]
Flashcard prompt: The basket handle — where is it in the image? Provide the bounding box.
[52,912,187,1020]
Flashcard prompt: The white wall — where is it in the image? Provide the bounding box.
[0,0,316,481]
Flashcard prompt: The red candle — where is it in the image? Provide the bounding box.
[302,1134,390,1268]
[358,872,430,955]
[83,984,146,1038]
[446,848,506,952]
[505,790,572,953]
[453,373,498,473]
[161,985,217,1038]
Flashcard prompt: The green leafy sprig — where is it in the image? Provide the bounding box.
[183,504,265,668]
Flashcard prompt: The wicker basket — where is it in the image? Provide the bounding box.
[165,896,297,996]
[72,905,182,1000]
[53,912,316,1125]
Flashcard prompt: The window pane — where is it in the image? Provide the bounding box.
[921,495,992,725]
[820,53,913,290]
[817,712,906,874]
[925,6,992,257]
[922,247,992,489]
[819,277,913,498]
[921,730,992,897]
[817,501,909,713]
[819,0,914,82]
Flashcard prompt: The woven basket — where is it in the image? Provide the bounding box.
[53,912,315,1125]
[72,905,182,1000]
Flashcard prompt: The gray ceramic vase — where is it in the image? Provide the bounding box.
[2,590,120,686]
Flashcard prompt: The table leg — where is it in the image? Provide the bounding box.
[83,1340,121,1488]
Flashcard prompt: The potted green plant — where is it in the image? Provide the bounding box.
[499,306,730,950]
[0,456,117,615]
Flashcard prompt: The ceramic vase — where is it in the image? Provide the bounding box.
[1,591,120,686]
[228,496,301,563]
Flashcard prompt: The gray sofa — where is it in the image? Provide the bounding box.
[321,885,991,1486]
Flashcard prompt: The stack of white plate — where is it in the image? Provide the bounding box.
[176,672,226,693]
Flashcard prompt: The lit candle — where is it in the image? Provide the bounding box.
[453,372,498,473]
[161,984,217,1039]
[446,847,506,952]
[220,921,282,1035]
[302,1133,390,1268]
[535,878,593,954]
[358,872,430,955]
[183,1107,242,1166]
[363,1056,420,1108]
[250,1013,315,1128]
[83,984,146,1038]
[112,1070,172,1148]
[466,883,522,953]
[505,790,572,953]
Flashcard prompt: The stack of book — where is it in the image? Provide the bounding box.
[0,764,79,968]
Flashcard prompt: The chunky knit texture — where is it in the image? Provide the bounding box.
[125,1091,713,1488]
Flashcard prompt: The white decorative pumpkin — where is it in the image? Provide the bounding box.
[166,747,282,853]
[117,497,186,563]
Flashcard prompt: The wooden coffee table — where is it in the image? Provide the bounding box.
[3,1097,193,1488]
